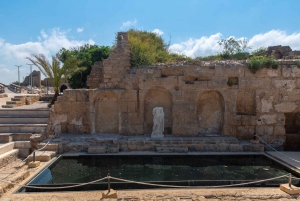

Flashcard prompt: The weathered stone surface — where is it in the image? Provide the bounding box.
[47,33,300,149]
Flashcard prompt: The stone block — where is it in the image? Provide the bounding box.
[161,67,184,76]
[229,144,243,152]
[63,90,76,102]
[156,146,188,153]
[280,184,300,195]
[207,77,228,88]
[181,90,198,102]
[217,143,230,151]
[237,126,255,136]
[28,161,40,168]
[128,113,143,125]
[128,125,143,134]
[222,125,237,136]
[256,125,274,135]
[273,126,285,135]
[120,102,127,112]
[245,67,280,78]
[243,144,264,152]
[239,77,271,89]
[172,126,198,136]
[122,90,137,102]
[272,79,296,92]
[215,65,245,77]
[127,102,136,112]
[76,90,89,102]
[296,78,300,89]
[102,189,118,198]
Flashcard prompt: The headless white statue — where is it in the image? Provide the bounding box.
[151,107,164,138]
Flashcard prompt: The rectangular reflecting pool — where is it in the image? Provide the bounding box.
[19,154,300,192]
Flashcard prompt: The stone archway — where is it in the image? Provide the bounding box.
[94,91,119,133]
[60,84,68,93]
[144,87,172,134]
[197,91,224,135]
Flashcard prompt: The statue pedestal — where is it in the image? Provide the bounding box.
[151,134,164,138]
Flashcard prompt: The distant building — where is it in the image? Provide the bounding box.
[21,70,41,87]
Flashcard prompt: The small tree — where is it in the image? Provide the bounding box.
[218,37,251,59]
[26,54,80,105]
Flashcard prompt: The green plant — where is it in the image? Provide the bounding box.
[58,44,110,89]
[252,47,267,55]
[26,54,81,105]
[297,61,300,68]
[218,37,251,55]
[247,56,279,73]
[127,29,187,67]
[227,80,236,86]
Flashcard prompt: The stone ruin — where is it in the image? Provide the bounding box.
[47,32,300,150]
[256,45,300,59]
[21,70,41,87]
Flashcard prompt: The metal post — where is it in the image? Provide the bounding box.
[33,151,36,162]
[26,64,33,94]
[107,173,111,193]
[289,173,292,188]
[15,65,22,87]
[46,78,48,95]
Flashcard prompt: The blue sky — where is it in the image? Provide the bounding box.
[0,0,300,84]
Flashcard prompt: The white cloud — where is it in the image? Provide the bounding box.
[0,68,10,73]
[120,19,137,30]
[40,29,48,39]
[248,30,300,51]
[169,33,223,57]
[77,27,84,33]
[169,30,300,58]
[152,29,164,36]
[0,28,95,84]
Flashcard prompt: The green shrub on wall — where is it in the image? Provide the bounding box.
[247,56,279,73]
[127,29,187,67]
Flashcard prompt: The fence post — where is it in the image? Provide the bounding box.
[289,173,292,188]
[107,173,111,193]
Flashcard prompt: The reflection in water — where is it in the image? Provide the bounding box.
[29,155,293,186]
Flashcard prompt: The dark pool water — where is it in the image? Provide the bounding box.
[20,155,299,192]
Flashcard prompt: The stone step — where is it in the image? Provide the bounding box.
[0,124,47,133]
[2,105,16,108]
[0,133,13,143]
[18,148,31,158]
[11,133,33,141]
[11,98,25,101]
[156,146,188,153]
[0,117,48,124]
[6,101,24,106]
[28,151,56,162]
[0,149,19,168]
[14,141,31,149]
[88,146,119,154]
[0,142,14,155]
[37,143,59,152]
[0,109,50,117]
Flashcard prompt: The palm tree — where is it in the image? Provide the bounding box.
[26,53,81,105]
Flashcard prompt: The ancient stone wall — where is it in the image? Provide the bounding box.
[48,32,300,149]
[21,70,41,87]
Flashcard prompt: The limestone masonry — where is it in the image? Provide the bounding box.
[48,32,300,149]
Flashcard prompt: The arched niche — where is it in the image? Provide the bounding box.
[144,87,172,134]
[197,91,224,135]
[94,91,119,133]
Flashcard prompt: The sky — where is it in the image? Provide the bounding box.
[0,0,300,84]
